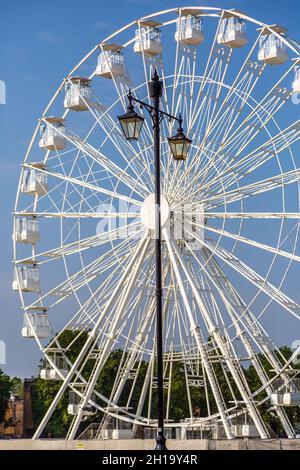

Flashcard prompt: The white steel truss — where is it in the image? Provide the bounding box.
[13,6,300,440]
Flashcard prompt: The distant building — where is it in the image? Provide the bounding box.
[0,393,23,437]
[0,379,34,438]
[23,378,34,437]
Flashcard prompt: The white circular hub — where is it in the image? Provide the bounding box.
[140,193,170,230]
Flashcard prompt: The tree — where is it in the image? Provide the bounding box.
[31,329,92,437]
[10,377,23,397]
[29,333,300,438]
[0,369,11,424]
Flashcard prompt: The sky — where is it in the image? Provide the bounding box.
[0,0,300,378]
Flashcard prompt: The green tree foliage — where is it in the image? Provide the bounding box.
[0,369,11,423]
[26,333,300,438]
[31,329,92,437]
[10,377,23,397]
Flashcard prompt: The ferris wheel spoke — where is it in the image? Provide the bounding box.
[166,233,269,438]
[67,237,151,439]
[28,232,144,310]
[193,69,296,191]
[100,112,154,188]
[62,233,144,296]
[174,292,203,421]
[201,249,287,360]
[32,233,149,440]
[43,116,149,197]
[201,250,298,374]
[95,50,155,182]
[196,220,300,263]
[202,168,300,209]
[45,108,153,193]
[75,108,153,189]
[205,212,300,219]
[110,261,170,410]
[74,235,154,329]
[187,14,223,135]
[166,35,197,191]
[189,231,300,321]
[201,120,300,196]
[172,239,271,437]
[210,65,295,161]
[170,13,186,119]
[92,247,155,330]
[194,57,233,142]
[17,222,141,265]
[189,49,233,150]
[194,251,296,436]
[48,145,108,213]
[62,129,149,198]
[188,267,259,412]
[192,248,265,338]
[56,252,133,331]
[198,35,265,155]
[14,211,140,219]
[170,41,198,134]
[23,163,142,206]
[131,22,169,177]
[57,259,154,378]
[164,230,235,438]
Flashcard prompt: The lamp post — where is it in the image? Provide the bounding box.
[118,70,192,451]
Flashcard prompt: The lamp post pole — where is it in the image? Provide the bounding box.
[148,71,166,451]
[118,70,192,451]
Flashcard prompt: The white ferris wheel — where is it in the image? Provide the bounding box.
[13,6,300,440]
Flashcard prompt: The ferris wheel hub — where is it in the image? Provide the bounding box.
[140,193,170,230]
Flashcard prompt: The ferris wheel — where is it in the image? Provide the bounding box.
[13,6,300,440]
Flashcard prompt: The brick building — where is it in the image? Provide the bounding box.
[0,379,34,438]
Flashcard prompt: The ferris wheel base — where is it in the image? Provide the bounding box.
[1,439,300,451]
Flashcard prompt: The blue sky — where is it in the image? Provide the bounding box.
[0,0,300,378]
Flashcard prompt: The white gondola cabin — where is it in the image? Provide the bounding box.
[175,10,205,46]
[282,392,300,406]
[22,310,50,339]
[64,77,92,111]
[21,165,48,196]
[271,392,300,406]
[14,217,39,244]
[258,25,288,65]
[40,354,68,380]
[217,10,247,48]
[271,377,300,406]
[134,20,162,57]
[12,265,40,292]
[95,44,126,79]
[232,424,259,438]
[112,426,132,440]
[39,117,66,151]
[292,66,300,93]
[67,391,97,416]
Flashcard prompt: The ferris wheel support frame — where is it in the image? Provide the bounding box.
[13,5,300,441]
[32,233,148,439]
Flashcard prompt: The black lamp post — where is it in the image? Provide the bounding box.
[118,70,192,451]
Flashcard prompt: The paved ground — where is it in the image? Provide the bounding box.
[0,438,300,450]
